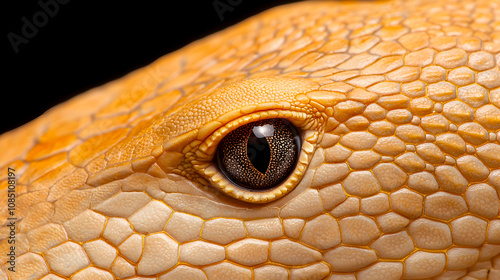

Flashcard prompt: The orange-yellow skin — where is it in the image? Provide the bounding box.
[1,0,500,279]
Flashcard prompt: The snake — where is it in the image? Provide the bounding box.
[1,0,500,279]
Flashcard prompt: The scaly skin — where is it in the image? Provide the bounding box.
[1,0,500,279]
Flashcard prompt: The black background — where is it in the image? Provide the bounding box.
[3,0,299,134]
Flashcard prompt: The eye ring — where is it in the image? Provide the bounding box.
[189,109,321,203]
[215,118,301,192]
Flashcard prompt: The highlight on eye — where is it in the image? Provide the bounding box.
[215,118,301,191]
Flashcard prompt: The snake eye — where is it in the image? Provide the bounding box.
[216,118,301,191]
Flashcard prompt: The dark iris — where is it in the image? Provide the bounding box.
[216,118,300,191]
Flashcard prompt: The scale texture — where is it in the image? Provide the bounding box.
[1,0,500,279]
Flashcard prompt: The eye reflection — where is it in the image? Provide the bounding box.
[252,124,274,138]
[216,118,300,191]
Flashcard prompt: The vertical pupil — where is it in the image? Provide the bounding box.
[247,125,272,174]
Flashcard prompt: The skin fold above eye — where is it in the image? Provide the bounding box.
[1,0,500,279]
